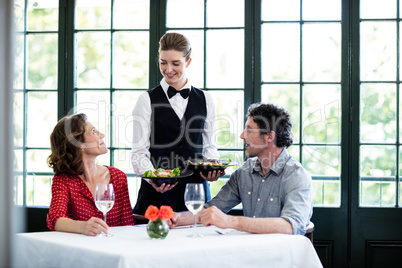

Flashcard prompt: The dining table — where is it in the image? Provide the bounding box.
[15,224,323,268]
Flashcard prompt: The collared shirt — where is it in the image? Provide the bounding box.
[46,166,134,231]
[205,148,313,235]
[131,78,219,175]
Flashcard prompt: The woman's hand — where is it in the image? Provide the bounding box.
[200,170,225,182]
[82,217,109,236]
[149,180,178,193]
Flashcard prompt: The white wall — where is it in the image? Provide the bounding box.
[0,0,22,267]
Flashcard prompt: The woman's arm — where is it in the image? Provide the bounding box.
[55,217,108,236]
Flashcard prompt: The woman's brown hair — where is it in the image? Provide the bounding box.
[47,113,87,175]
[159,32,192,61]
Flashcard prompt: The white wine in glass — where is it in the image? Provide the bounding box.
[184,183,205,237]
[95,183,115,237]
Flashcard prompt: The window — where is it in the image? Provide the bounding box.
[14,0,59,206]
[14,0,401,210]
[165,0,245,197]
[73,0,150,206]
[261,0,342,206]
[359,0,401,207]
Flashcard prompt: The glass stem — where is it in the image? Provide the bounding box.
[103,212,107,224]
[193,214,196,230]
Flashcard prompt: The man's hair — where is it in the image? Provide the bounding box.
[247,103,293,148]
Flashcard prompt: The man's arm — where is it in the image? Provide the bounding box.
[169,206,293,235]
[199,206,293,234]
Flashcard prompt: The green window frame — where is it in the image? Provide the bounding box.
[13,0,401,210]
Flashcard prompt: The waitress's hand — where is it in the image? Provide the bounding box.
[200,170,225,182]
[149,180,178,193]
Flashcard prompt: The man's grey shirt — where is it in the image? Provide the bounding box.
[205,148,313,235]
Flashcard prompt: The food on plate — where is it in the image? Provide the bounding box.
[142,167,180,178]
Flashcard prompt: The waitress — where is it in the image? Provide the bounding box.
[131,32,224,217]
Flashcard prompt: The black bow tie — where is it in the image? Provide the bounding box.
[167,86,190,99]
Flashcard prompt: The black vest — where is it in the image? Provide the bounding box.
[133,86,210,217]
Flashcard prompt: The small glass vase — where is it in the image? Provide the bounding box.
[147,218,169,239]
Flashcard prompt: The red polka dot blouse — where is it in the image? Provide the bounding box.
[47,166,134,231]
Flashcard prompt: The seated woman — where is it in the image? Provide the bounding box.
[46,113,134,236]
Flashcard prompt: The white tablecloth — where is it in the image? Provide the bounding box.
[15,225,323,268]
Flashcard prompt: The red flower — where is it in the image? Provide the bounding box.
[159,205,174,221]
[144,205,174,221]
[144,205,160,221]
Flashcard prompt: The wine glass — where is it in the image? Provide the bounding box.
[184,183,205,237]
[95,183,115,237]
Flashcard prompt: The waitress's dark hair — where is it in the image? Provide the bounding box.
[247,103,293,148]
[47,113,87,175]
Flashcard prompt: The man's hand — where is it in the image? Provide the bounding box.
[168,211,195,229]
[200,170,225,182]
[199,206,231,229]
[149,180,178,193]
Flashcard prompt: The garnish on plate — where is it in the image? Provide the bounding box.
[143,167,180,177]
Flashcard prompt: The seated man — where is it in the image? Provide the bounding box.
[170,103,313,235]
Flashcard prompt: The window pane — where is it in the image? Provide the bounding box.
[76,32,111,88]
[210,90,244,149]
[303,85,341,144]
[14,0,25,31]
[303,23,341,82]
[27,149,52,173]
[76,90,110,136]
[360,84,396,143]
[27,34,58,89]
[14,175,23,206]
[75,0,111,29]
[302,144,341,207]
[261,84,300,143]
[288,145,300,161]
[14,149,23,173]
[207,0,244,27]
[360,181,396,207]
[303,146,341,176]
[206,30,244,88]
[313,180,341,207]
[172,30,204,87]
[13,92,23,147]
[114,149,132,175]
[114,0,149,29]
[360,0,396,19]
[360,22,396,81]
[261,24,299,82]
[166,0,204,28]
[261,0,300,21]
[113,31,149,88]
[14,34,24,89]
[27,0,58,31]
[27,92,57,147]
[113,90,144,148]
[26,175,52,206]
[303,0,341,21]
[360,145,396,207]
